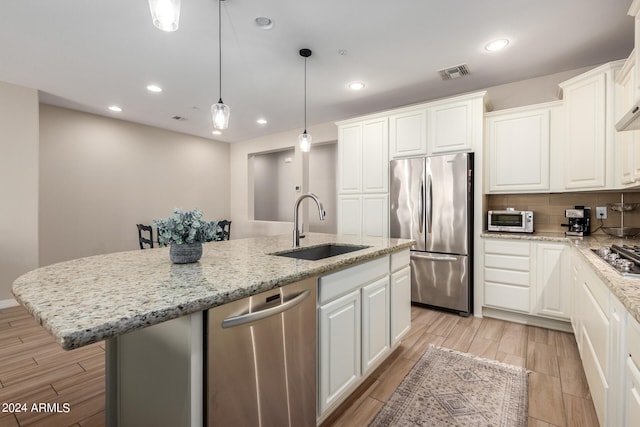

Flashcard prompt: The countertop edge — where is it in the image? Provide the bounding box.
[13,236,414,350]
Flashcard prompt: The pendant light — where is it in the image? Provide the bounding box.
[148,0,181,32]
[298,48,312,153]
[211,0,230,130]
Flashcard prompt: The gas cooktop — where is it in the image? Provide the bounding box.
[592,244,640,278]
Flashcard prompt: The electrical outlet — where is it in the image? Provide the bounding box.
[596,206,607,219]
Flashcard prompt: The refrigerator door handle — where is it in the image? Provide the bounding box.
[420,254,458,262]
[426,175,433,233]
[419,180,424,233]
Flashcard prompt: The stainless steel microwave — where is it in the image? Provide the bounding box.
[487,209,534,233]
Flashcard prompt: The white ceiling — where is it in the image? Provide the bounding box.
[0,0,635,143]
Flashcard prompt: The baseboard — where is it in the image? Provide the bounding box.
[0,298,19,309]
[482,306,573,333]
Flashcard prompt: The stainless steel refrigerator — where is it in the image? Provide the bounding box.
[390,153,473,316]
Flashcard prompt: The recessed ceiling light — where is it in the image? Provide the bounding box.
[212,130,222,135]
[108,106,122,112]
[348,82,365,91]
[256,118,267,125]
[146,84,162,93]
[254,17,274,30]
[485,39,509,52]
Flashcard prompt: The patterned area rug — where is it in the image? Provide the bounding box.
[369,345,529,426]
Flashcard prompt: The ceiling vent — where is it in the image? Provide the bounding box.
[171,115,187,121]
[438,64,470,80]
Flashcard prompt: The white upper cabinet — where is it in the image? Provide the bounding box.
[337,117,388,194]
[337,123,362,194]
[389,107,428,158]
[558,61,623,191]
[485,102,560,193]
[616,52,640,187]
[389,91,486,159]
[427,92,485,155]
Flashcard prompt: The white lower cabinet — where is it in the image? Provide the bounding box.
[483,238,570,321]
[533,242,570,319]
[362,277,390,373]
[626,314,640,426]
[391,265,411,346]
[317,251,410,420]
[483,239,532,313]
[318,290,361,414]
[579,268,609,426]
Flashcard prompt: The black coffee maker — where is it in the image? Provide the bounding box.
[563,206,591,236]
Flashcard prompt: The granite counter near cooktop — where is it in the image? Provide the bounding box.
[481,231,640,324]
[12,233,413,350]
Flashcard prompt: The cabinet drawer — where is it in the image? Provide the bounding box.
[484,239,531,256]
[319,256,389,304]
[626,356,640,427]
[484,282,530,313]
[484,267,530,287]
[629,314,640,372]
[583,281,609,372]
[390,249,410,272]
[484,253,530,272]
[582,327,607,426]
[584,268,609,316]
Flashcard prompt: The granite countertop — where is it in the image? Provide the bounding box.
[481,230,640,323]
[12,233,413,350]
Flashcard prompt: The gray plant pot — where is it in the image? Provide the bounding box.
[169,242,203,264]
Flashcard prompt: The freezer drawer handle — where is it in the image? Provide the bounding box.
[421,255,457,262]
[221,289,311,329]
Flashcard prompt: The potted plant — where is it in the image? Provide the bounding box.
[154,208,218,264]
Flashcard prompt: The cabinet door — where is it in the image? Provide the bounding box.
[362,118,389,193]
[534,242,570,319]
[626,357,640,427]
[391,266,411,346]
[389,108,427,158]
[362,277,390,374]
[570,248,584,352]
[428,98,475,154]
[337,195,362,236]
[486,108,550,193]
[318,290,361,415]
[338,123,363,193]
[362,194,388,238]
[563,73,607,189]
[609,297,626,427]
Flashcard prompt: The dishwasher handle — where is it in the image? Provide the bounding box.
[221,289,311,329]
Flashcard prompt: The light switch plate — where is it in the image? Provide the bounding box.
[596,206,607,219]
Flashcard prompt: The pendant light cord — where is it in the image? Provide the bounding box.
[218,0,223,103]
[303,56,307,132]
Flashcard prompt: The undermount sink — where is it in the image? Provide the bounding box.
[272,244,370,261]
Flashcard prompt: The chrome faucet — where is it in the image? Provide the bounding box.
[293,193,326,247]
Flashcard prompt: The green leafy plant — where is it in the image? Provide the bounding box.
[154,208,219,245]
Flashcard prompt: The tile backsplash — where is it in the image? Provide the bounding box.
[486,192,640,234]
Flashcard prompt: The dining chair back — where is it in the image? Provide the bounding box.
[136,224,154,249]
[216,220,232,241]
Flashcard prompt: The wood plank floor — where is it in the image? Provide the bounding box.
[0,304,597,427]
[0,305,105,427]
[322,305,599,427]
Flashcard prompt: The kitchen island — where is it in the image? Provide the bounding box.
[12,233,413,427]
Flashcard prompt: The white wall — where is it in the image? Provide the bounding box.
[0,82,39,303]
[308,142,337,234]
[39,105,230,266]
[230,123,338,239]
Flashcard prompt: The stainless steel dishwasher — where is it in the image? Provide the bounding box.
[207,277,316,426]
